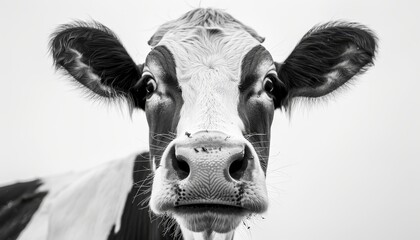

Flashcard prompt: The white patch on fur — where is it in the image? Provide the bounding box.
[69,48,114,95]
[17,172,83,240]
[335,45,362,75]
[158,27,260,136]
[312,44,363,95]
[341,44,360,57]
[18,154,136,240]
[180,226,235,240]
[325,70,340,85]
[314,70,340,94]
[333,59,350,69]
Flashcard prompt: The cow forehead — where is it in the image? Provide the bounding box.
[147,8,266,89]
[152,28,264,135]
[157,27,261,83]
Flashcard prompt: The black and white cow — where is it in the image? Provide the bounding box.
[0,8,377,240]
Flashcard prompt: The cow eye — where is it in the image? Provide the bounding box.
[145,78,157,94]
[263,77,274,94]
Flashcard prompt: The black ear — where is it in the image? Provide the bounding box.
[50,21,142,99]
[276,21,377,103]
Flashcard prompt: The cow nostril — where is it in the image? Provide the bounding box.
[172,156,190,180]
[229,157,248,181]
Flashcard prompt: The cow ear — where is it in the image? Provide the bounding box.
[50,21,142,99]
[276,21,377,103]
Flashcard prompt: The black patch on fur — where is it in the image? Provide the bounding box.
[148,46,177,85]
[277,21,377,102]
[135,46,183,167]
[239,45,268,92]
[130,45,179,109]
[238,45,277,173]
[0,179,47,240]
[239,45,287,108]
[107,153,181,240]
[50,21,141,99]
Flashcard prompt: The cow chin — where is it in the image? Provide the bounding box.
[150,174,268,236]
[174,209,246,233]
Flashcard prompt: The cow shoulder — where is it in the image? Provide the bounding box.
[108,153,181,240]
[0,179,47,240]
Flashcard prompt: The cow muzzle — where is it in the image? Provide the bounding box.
[150,130,268,233]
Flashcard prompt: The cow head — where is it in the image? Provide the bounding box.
[50,8,376,239]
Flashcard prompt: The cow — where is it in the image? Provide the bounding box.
[0,8,376,240]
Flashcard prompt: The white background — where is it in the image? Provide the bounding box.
[1,0,419,239]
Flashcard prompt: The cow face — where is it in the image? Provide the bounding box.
[50,8,376,237]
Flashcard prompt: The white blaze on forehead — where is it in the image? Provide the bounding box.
[158,27,260,136]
